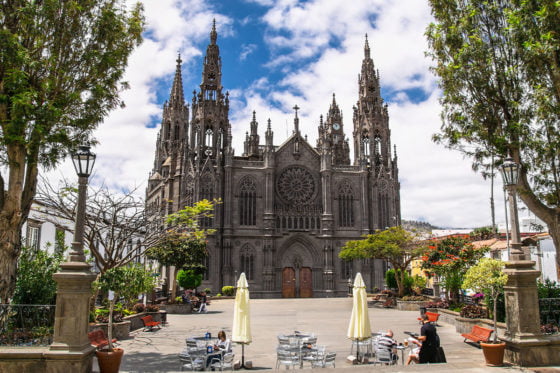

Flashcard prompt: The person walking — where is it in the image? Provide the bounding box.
[198,291,208,313]
[418,313,439,363]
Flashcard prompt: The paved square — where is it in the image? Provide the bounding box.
[102,297,529,372]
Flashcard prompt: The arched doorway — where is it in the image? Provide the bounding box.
[281,266,313,298]
[280,241,315,298]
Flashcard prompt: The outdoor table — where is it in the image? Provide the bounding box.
[395,344,409,365]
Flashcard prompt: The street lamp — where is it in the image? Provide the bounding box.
[499,157,524,261]
[48,145,97,370]
[69,145,96,263]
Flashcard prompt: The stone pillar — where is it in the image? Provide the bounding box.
[45,262,97,373]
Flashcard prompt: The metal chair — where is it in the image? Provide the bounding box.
[302,345,325,367]
[372,347,396,365]
[178,353,205,371]
[276,349,299,370]
[311,351,336,368]
[210,352,235,372]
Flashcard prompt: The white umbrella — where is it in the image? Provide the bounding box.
[347,272,371,362]
[232,272,251,368]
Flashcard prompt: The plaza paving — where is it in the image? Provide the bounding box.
[97,297,553,372]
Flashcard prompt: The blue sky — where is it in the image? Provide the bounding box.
[47,0,510,228]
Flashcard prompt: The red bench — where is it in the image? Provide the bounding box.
[88,329,117,350]
[418,311,440,325]
[141,315,162,331]
[461,325,493,344]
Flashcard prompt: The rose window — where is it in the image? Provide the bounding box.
[277,166,316,204]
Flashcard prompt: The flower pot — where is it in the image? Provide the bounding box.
[96,347,124,373]
[480,342,505,366]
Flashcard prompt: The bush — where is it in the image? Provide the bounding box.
[538,279,560,298]
[177,269,203,290]
[203,287,212,294]
[132,303,145,313]
[460,304,488,319]
[221,286,235,296]
[216,293,222,297]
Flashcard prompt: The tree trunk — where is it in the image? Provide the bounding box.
[0,220,22,304]
[0,144,36,304]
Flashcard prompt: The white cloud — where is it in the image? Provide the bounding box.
[42,0,508,230]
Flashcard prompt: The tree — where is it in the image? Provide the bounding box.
[35,178,159,275]
[145,199,218,298]
[426,0,560,274]
[420,236,489,300]
[12,245,64,305]
[462,258,508,343]
[0,0,144,303]
[176,269,202,291]
[339,226,426,297]
[95,264,153,351]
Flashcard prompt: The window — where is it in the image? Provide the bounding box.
[239,177,257,226]
[341,259,353,280]
[338,180,354,227]
[26,222,41,250]
[240,245,254,280]
[203,255,210,280]
[362,137,370,157]
[200,174,214,228]
[205,128,213,147]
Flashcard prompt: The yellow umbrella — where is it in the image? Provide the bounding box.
[347,272,371,362]
[232,272,251,368]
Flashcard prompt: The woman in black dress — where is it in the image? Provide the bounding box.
[418,313,439,363]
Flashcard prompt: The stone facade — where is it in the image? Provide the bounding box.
[146,22,401,298]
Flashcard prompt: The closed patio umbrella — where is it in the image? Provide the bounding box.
[232,272,251,368]
[347,272,371,362]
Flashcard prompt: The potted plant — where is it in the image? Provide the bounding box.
[462,258,508,366]
[95,264,154,373]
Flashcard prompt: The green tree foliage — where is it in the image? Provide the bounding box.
[0,0,144,303]
[340,226,426,297]
[12,246,64,305]
[426,0,560,271]
[146,199,218,298]
[537,279,560,299]
[462,258,508,342]
[95,264,153,350]
[421,236,489,300]
[176,269,202,290]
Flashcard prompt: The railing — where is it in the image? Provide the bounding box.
[0,304,56,346]
[539,298,560,329]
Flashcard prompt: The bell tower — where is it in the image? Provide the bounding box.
[318,94,350,165]
[353,35,392,173]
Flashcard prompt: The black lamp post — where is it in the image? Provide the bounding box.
[499,157,524,260]
[69,145,96,263]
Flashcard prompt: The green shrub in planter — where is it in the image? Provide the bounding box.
[221,286,234,296]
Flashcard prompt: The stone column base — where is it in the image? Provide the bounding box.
[44,346,95,373]
[503,334,560,366]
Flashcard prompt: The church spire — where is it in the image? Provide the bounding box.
[364,33,370,59]
[210,18,217,45]
[169,53,185,107]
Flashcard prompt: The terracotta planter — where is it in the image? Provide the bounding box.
[96,347,124,373]
[480,342,505,366]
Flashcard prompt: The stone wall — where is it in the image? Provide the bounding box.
[396,300,427,311]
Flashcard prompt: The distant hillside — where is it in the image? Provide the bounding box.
[402,220,440,233]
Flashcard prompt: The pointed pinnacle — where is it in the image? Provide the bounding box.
[210,18,217,44]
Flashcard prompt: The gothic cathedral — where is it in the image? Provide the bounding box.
[146,22,401,298]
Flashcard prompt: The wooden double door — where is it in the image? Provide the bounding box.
[282,267,313,298]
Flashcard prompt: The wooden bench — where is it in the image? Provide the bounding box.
[461,325,493,344]
[418,311,440,325]
[88,329,117,350]
[141,315,162,331]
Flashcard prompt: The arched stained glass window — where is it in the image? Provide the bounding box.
[239,177,257,226]
[338,180,354,227]
[240,245,255,280]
